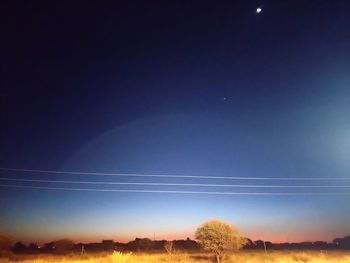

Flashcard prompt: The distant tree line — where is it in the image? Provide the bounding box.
[0,235,348,256]
[244,236,350,250]
[8,237,199,255]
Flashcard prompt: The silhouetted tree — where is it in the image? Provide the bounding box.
[53,239,75,254]
[43,242,54,252]
[13,242,27,253]
[173,238,199,250]
[28,243,39,253]
[195,220,246,263]
[125,238,154,251]
[314,241,328,249]
[0,235,12,257]
[334,236,350,249]
[137,238,154,250]
[254,240,270,250]
[243,238,255,249]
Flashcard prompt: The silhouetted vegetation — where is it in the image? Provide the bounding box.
[0,235,12,257]
[334,236,350,249]
[165,241,175,254]
[2,234,350,257]
[52,239,75,254]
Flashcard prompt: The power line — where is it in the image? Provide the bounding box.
[0,183,349,195]
[1,177,350,188]
[1,167,349,181]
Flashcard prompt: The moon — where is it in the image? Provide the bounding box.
[256,7,262,14]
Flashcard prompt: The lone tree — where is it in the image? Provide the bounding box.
[195,220,246,263]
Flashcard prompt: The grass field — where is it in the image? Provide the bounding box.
[1,250,350,263]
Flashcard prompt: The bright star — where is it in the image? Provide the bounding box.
[256,7,262,14]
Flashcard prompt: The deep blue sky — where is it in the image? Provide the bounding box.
[0,1,349,243]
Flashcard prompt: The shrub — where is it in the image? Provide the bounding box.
[195,220,246,263]
[53,239,75,254]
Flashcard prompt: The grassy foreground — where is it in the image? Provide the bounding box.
[1,250,350,263]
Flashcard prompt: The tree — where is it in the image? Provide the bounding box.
[334,236,350,249]
[13,242,27,253]
[195,220,246,263]
[53,239,75,254]
[137,238,154,250]
[126,238,154,251]
[0,235,12,257]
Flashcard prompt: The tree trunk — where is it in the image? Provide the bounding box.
[216,254,220,263]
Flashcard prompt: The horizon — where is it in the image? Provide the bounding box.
[7,232,350,246]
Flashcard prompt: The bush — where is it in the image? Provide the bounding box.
[164,241,175,254]
[195,220,246,263]
[53,239,75,254]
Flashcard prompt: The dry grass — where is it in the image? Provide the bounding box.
[0,250,350,263]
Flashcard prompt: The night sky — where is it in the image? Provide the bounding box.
[1,1,350,244]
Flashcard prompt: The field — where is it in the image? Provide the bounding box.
[1,251,350,263]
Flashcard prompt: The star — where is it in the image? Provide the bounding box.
[256,7,262,14]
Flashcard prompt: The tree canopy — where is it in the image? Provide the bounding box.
[195,220,246,263]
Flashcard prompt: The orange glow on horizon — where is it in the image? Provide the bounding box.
[13,231,341,246]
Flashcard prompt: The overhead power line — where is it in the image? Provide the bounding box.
[1,177,350,188]
[0,167,349,181]
[1,183,350,196]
